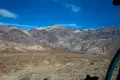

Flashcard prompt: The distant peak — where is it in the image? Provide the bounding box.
[7,26,18,29]
[36,24,64,30]
[111,25,119,28]
[73,29,81,33]
[48,24,64,29]
[5,26,22,31]
[102,26,119,28]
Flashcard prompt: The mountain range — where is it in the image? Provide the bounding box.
[0,25,120,55]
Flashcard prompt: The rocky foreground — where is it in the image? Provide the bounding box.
[0,51,118,80]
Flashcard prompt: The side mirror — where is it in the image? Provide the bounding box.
[113,0,120,6]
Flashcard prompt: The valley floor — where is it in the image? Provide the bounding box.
[0,52,118,80]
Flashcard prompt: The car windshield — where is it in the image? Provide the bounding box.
[0,0,120,80]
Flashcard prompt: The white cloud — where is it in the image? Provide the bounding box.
[61,24,81,29]
[0,22,35,28]
[61,24,77,27]
[11,24,35,28]
[66,4,80,12]
[0,9,17,19]
[0,22,81,29]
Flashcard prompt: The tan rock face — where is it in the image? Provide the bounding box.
[87,47,106,55]
[27,45,45,51]
[0,41,48,53]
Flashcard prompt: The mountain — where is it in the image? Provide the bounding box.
[0,28,38,45]
[0,25,120,55]
[96,26,120,39]
[97,26,120,35]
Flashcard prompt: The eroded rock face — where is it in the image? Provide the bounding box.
[0,25,120,54]
[87,47,107,54]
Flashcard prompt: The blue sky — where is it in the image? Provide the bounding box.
[0,0,120,29]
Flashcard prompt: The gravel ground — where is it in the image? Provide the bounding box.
[0,52,118,80]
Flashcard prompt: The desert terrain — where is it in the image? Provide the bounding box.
[0,25,120,80]
[0,51,115,80]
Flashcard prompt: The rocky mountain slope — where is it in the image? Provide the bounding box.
[0,25,120,55]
